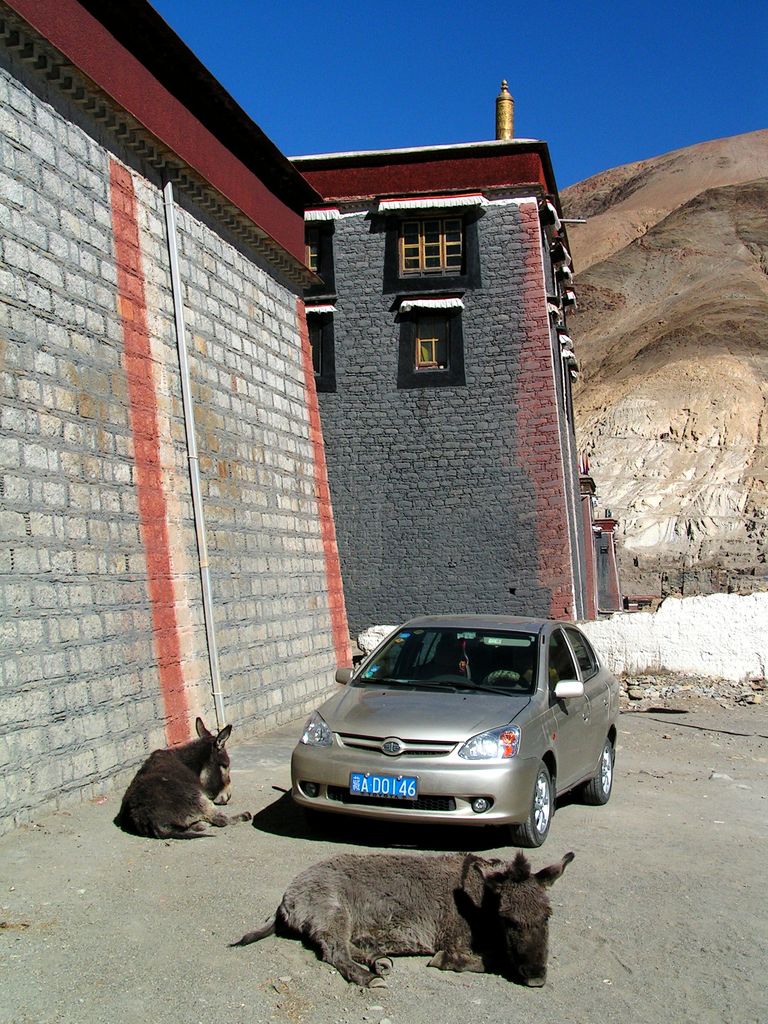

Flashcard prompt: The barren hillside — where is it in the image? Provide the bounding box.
[561,132,768,599]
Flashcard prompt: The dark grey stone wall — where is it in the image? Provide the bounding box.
[319,200,580,634]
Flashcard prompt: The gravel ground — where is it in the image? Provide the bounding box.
[1,691,767,1024]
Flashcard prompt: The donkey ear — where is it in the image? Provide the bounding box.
[215,724,233,748]
[195,717,210,738]
[534,851,575,888]
[460,855,505,906]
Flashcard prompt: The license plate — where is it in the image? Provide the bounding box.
[349,772,418,799]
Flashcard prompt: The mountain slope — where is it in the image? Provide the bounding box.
[561,134,768,598]
[564,129,768,271]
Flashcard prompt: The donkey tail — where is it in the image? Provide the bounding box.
[230,914,277,947]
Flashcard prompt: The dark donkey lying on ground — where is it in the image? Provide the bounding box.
[233,848,574,987]
[114,718,251,839]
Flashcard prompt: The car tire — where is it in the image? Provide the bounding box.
[581,737,615,806]
[509,762,553,848]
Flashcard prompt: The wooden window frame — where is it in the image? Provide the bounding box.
[382,212,481,295]
[304,223,336,299]
[399,217,464,276]
[397,311,465,389]
[305,228,320,273]
[414,315,450,371]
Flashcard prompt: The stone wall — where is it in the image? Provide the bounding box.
[318,198,582,635]
[0,32,345,832]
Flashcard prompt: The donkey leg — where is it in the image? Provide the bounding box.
[207,810,252,827]
[428,948,485,973]
[315,935,383,987]
[306,912,382,988]
[154,820,211,839]
[200,796,252,828]
[348,941,394,978]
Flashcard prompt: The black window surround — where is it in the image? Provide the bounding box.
[383,210,482,295]
[304,221,336,300]
[397,309,465,389]
[307,312,336,393]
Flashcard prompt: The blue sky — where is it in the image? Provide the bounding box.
[150,0,766,189]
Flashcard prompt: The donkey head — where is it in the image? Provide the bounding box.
[195,718,234,805]
[461,850,574,987]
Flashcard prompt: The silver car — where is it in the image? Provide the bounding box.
[291,615,619,846]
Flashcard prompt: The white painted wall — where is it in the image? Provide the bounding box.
[580,593,768,682]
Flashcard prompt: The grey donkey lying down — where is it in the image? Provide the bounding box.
[233,848,574,987]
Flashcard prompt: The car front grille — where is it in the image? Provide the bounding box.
[327,786,456,812]
[337,733,455,757]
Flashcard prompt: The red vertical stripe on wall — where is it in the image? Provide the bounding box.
[109,160,190,745]
[515,203,575,619]
[296,301,352,667]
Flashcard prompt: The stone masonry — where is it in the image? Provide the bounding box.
[317,197,584,634]
[0,9,348,834]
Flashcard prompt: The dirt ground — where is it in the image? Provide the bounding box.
[1,694,767,1024]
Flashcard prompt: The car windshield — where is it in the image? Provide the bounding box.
[355,627,539,695]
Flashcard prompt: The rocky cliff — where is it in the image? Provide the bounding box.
[561,130,768,598]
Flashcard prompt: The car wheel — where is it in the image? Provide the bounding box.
[509,762,553,848]
[581,737,614,806]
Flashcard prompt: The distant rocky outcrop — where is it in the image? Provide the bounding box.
[561,130,768,599]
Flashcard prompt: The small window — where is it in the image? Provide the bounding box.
[306,313,336,393]
[415,316,449,370]
[398,311,465,389]
[305,228,320,273]
[399,218,463,276]
[564,627,598,679]
[547,629,578,689]
[308,318,323,376]
[304,224,335,298]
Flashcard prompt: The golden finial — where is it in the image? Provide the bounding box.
[495,79,514,140]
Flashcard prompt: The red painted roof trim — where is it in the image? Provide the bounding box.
[6,0,316,267]
[294,142,560,205]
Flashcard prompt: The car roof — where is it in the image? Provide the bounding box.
[399,614,561,633]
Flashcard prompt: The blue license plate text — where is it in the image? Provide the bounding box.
[349,772,418,799]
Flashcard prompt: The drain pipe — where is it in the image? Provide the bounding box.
[162,177,226,729]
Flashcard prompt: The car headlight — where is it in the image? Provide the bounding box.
[299,711,332,747]
[458,725,521,760]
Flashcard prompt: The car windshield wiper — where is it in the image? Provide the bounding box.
[437,678,524,695]
[357,677,447,690]
[357,676,429,687]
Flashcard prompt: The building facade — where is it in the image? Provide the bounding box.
[0,0,349,832]
[294,139,593,635]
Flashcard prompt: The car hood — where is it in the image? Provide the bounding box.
[318,683,531,741]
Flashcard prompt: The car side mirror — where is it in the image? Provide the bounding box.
[335,667,353,685]
[554,679,584,700]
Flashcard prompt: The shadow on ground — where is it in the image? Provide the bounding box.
[250,790,554,852]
